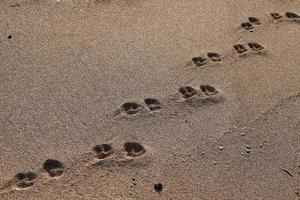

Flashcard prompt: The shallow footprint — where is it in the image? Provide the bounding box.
[286,12,300,20]
[124,142,146,157]
[241,22,254,31]
[43,159,64,177]
[248,17,261,25]
[178,86,198,99]
[93,144,114,159]
[233,44,248,54]
[13,172,37,189]
[271,12,283,20]
[144,98,162,111]
[200,85,218,96]
[207,52,222,62]
[192,56,208,66]
[248,42,264,51]
[120,102,142,115]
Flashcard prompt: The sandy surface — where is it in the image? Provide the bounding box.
[0,0,300,199]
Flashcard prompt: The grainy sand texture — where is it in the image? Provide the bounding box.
[0,0,300,199]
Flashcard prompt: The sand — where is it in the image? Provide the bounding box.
[0,0,300,199]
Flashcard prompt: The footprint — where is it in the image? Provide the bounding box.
[200,85,218,96]
[93,144,114,159]
[248,42,264,51]
[124,142,146,157]
[271,12,283,20]
[178,86,198,99]
[248,17,261,25]
[43,159,64,177]
[286,12,300,20]
[191,56,208,66]
[233,44,248,54]
[207,52,222,62]
[241,22,254,31]
[13,172,37,188]
[120,102,142,115]
[144,98,162,111]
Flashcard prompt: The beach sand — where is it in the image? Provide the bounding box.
[0,0,300,199]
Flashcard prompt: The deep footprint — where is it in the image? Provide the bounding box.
[248,17,261,25]
[178,86,198,99]
[233,44,248,54]
[207,52,222,62]
[271,13,283,20]
[286,12,300,19]
[120,102,142,115]
[248,42,264,51]
[93,144,114,159]
[14,172,37,188]
[43,159,64,177]
[124,142,146,157]
[144,98,162,111]
[200,85,218,95]
[241,22,254,31]
[192,56,208,66]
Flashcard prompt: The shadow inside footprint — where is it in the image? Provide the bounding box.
[93,144,114,159]
[144,98,161,111]
[233,44,248,54]
[14,172,37,188]
[248,42,264,51]
[192,56,208,66]
[200,85,218,95]
[43,159,64,177]
[286,12,300,20]
[124,142,146,157]
[207,52,222,62]
[120,102,141,115]
[178,86,197,99]
[271,13,282,20]
[241,22,254,31]
[248,17,261,25]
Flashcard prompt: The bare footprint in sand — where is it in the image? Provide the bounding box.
[248,17,261,25]
[13,172,37,189]
[124,142,146,157]
[93,144,114,159]
[286,12,300,20]
[207,52,222,62]
[200,85,218,96]
[233,44,248,54]
[43,159,64,177]
[144,98,162,111]
[248,42,265,51]
[178,86,198,99]
[192,56,208,66]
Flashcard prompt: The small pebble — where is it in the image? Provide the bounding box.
[219,146,224,151]
[241,133,246,136]
[246,149,251,154]
[154,183,163,193]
